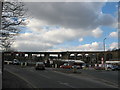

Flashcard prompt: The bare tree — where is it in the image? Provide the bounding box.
[0,1,28,51]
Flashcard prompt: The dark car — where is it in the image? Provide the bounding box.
[35,62,45,70]
[72,65,81,69]
[112,65,120,71]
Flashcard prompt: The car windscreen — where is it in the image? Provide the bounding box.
[36,62,44,64]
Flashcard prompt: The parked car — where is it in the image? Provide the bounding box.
[105,64,113,70]
[94,64,105,70]
[81,63,87,69]
[95,66,105,70]
[35,62,45,70]
[111,65,120,71]
[72,65,81,69]
[12,59,20,65]
[105,64,118,71]
[60,63,72,69]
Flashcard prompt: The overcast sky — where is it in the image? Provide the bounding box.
[12,2,118,52]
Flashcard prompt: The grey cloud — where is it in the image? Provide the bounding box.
[98,14,116,26]
[25,2,115,30]
[12,2,117,51]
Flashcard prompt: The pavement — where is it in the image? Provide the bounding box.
[2,64,119,88]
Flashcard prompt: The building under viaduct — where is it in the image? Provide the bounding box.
[3,50,120,65]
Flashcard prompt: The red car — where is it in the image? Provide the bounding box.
[94,66,105,70]
[60,63,72,69]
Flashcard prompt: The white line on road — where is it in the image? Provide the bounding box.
[57,81,75,88]
[5,68,37,88]
[53,70,118,88]
[36,72,51,79]
[25,68,51,79]
[6,65,51,80]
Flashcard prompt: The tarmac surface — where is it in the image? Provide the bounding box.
[2,64,119,89]
[2,70,33,88]
[53,68,119,86]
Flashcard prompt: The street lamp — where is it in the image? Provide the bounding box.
[103,38,106,52]
[103,38,106,64]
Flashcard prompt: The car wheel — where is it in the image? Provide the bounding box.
[107,67,111,70]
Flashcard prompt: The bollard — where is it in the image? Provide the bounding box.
[25,62,27,66]
[21,62,23,67]
[7,62,9,65]
[52,65,54,68]
[55,64,57,68]
[105,67,107,70]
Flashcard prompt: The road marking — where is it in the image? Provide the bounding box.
[53,70,118,88]
[10,65,51,80]
[35,71,51,79]
[24,68,51,79]
[5,69,37,88]
[23,69,50,79]
[57,81,75,88]
[5,65,118,88]
[92,78,118,88]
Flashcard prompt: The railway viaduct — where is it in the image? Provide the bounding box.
[3,50,120,65]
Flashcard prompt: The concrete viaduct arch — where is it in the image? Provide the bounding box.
[3,50,119,65]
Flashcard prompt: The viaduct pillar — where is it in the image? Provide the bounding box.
[44,54,49,60]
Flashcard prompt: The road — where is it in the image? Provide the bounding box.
[3,65,119,88]
[54,68,118,86]
[3,70,33,88]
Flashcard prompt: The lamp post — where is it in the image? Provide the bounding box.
[103,38,106,64]
[103,38,106,52]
